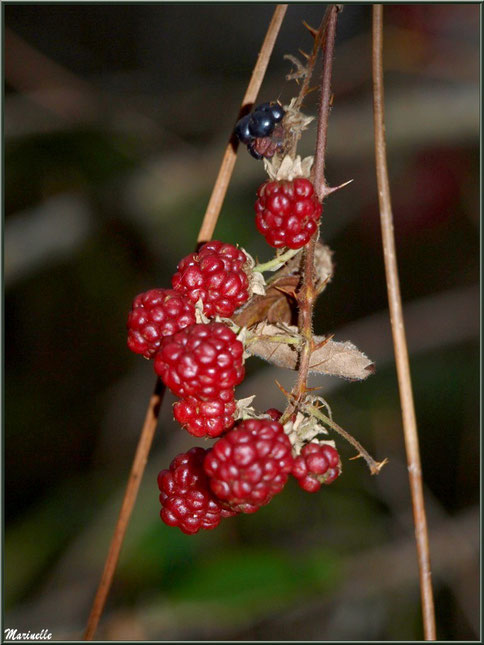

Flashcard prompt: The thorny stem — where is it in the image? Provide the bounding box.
[197,4,288,244]
[284,12,330,157]
[83,7,287,640]
[372,5,436,640]
[280,4,340,425]
[306,405,387,475]
[312,5,340,199]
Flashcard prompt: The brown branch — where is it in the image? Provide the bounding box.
[280,4,339,425]
[284,11,331,159]
[372,5,436,641]
[311,5,340,200]
[197,4,288,244]
[83,6,288,640]
[83,378,165,640]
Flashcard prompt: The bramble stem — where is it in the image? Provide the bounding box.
[280,4,339,425]
[372,5,436,640]
[83,7,287,640]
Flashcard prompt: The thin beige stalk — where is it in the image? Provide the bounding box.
[83,7,287,640]
[84,379,164,640]
[372,5,436,640]
[197,4,288,244]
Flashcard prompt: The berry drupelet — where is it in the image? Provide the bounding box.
[203,418,294,513]
[158,447,237,534]
[255,177,322,249]
[127,288,196,358]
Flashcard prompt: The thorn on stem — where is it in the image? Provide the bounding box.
[349,453,363,461]
[273,285,297,299]
[302,20,319,38]
[312,333,334,352]
[321,178,354,199]
[275,380,293,401]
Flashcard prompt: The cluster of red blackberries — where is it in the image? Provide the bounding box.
[127,239,341,534]
[235,101,285,160]
[127,241,250,438]
[127,102,337,533]
[158,419,341,534]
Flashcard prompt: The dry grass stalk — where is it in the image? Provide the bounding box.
[372,4,436,640]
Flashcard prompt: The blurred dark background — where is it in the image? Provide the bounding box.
[4,3,479,641]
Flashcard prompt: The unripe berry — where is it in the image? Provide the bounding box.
[154,322,245,400]
[255,178,322,250]
[158,447,237,534]
[292,442,342,492]
[172,241,250,318]
[265,408,282,421]
[204,418,294,513]
[173,395,236,438]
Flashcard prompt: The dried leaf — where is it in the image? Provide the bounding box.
[246,323,374,381]
[308,337,375,380]
[233,276,299,327]
[233,242,334,328]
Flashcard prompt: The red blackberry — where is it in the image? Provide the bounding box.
[265,408,282,421]
[154,322,245,399]
[173,395,236,438]
[203,418,294,513]
[172,241,250,318]
[292,442,342,492]
[127,288,196,358]
[255,178,322,249]
[158,447,236,534]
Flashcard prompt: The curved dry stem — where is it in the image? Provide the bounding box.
[372,4,436,640]
[306,404,387,475]
[83,7,288,640]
